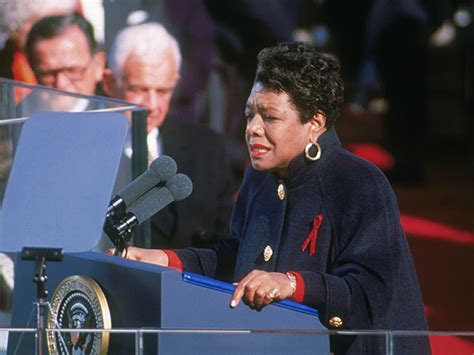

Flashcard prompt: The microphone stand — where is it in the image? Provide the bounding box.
[103,213,136,256]
[21,247,64,355]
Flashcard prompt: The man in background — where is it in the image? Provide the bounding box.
[23,12,106,113]
[103,22,234,249]
[0,0,77,86]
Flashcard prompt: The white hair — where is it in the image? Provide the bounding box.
[108,22,182,83]
[0,0,76,36]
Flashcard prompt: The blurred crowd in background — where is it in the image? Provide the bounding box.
[1,0,472,184]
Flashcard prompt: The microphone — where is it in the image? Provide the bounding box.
[111,173,193,238]
[107,155,177,219]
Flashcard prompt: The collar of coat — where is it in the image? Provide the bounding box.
[283,127,342,185]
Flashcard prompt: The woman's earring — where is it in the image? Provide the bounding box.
[305,142,321,161]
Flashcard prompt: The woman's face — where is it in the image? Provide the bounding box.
[245,82,315,177]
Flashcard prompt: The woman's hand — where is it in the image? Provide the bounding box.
[230,270,295,309]
[105,246,169,266]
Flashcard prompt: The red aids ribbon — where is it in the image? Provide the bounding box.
[301,214,324,256]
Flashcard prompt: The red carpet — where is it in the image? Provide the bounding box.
[430,335,474,354]
[344,142,394,170]
[401,214,474,245]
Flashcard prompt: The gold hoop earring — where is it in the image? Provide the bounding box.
[305,142,321,161]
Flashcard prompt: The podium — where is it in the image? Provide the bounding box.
[10,252,330,354]
[1,108,329,354]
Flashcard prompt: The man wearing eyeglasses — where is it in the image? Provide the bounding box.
[24,12,106,111]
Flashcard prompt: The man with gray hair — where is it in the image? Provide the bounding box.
[103,22,234,249]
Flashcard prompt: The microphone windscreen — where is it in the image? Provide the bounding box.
[118,171,159,207]
[166,173,193,201]
[118,155,177,206]
[149,155,177,181]
[127,186,174,224]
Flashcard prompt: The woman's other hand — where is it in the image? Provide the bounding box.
[230,270,295,309]
[105,247,169,266]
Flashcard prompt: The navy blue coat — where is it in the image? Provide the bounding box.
[176,128,430,354]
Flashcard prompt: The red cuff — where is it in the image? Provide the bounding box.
[289,271,305,303]
[163,250,183,271]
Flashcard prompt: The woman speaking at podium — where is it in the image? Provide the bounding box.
[113,42,429,354]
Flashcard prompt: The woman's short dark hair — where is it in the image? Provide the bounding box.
[255,42,344,127]
[26,12,97,67]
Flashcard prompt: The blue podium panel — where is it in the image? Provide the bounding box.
[159,273,328,354]
[0,112,128,252]
[11,252,329,354]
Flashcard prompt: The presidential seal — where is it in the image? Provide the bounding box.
[47,275,111,354]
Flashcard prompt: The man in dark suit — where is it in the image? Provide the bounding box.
[103,22,234,249]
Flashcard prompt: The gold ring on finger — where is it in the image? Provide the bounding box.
[267,288,278,299]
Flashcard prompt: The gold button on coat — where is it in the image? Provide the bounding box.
[328,316,343,328]
[277,183,285,200]
[263,245,273,262]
